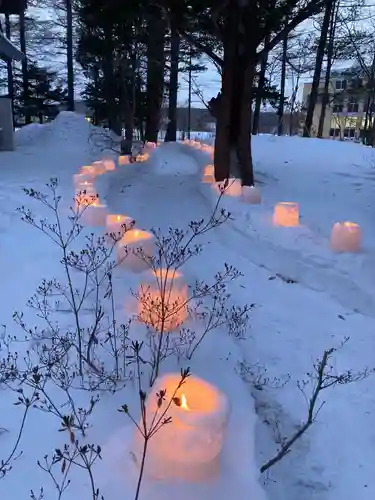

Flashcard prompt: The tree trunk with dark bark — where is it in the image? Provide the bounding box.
[318,0,338,138]
[165,22,180,142]
[253,33,270,135]
[19,9,30,124]
[103,29,121,135]
[211,0,255,186]
[303,0,334,137]
[66,0,75,111]
[145,7,166,142]
[5,13,14,127]
[277,19,288,136]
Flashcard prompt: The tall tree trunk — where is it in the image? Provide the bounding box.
[5,13,14,127]
[19,9,30,124]
[289,76,300,135]
[212,0,255,186]
[252,33,270,135]
[66,0,75,111]
[303,0,334,137]
[277,18,288,136]
[145,7,166,142]
[103,29,120,134]
[317,0,338,138]
[121,51,137,154]
[165,22,180,142]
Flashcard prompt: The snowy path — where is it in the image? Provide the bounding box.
[183,144,375,319]
[101,143,375,500]
[1,122,374,500]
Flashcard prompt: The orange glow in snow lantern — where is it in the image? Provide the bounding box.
[330,221,362,252]
[272,202,299,227]
[132,373,230,480]
[202,164,215,183]
[137,268,188,332]
[212,178,242,197]
[105,214,134,243]
[136,153,150,162]
[116,228,154,272]
[118,155,130,166]
[81,200,108,226]
[103,159,116,171]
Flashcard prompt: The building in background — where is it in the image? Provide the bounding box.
[302,68,368,140]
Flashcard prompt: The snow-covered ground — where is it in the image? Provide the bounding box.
[0,113,374,500]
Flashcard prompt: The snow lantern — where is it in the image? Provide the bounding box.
[81,200,108,227]
[75,184,98,210]
[213,178,242,197]
[330,222,362,252]
[137,268,188,332]
[132,373,230,481]
[105,214,134,244]
[273,202,299,227]
[91,161,107,175]
[135,152,150,162]
[242,185,262,205]
[145,141,157,149]
[116,228,154,272]
[118,155,130,166]
[73,172,95,187]
[79,165,97,178]
[74,177,95,192]
[103,159,116,171]
[202,164,215,183]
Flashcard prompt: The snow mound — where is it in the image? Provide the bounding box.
[47,111,92,144]
[15,123,46,146]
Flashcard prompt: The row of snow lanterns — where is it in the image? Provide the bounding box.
[185,141,362,253]
[74,148,229,481]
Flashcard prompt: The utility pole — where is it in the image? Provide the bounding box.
[187,45,192,139]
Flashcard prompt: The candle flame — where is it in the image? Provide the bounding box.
[117,215,121,221]
[180,394,189,410]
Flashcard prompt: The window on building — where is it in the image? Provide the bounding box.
[347,97,359,113]
[333,103,343,112]
[335,79,347,90]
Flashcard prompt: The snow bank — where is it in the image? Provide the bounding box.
[15,123,45,146]
[184,136,375,318]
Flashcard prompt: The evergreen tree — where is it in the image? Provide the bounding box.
[0,62,67,125]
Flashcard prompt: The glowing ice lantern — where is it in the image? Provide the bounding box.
[242,185,262,204]
[105,214,134,244]
[135,152,150,162]
[116,228,154,272]
[118,155,130,166]
[73,172,94,187]
[202,164,215,183]
[75,183,97,210]
[132,373,230,481]
[74,177,95,191]
[81,200,108,226]
[330,222,362,252]
[137,268,188,332]
[103,159,116,171]
[145,141,157,149]
[273,202,299,227]
[213,178,242,197]
[91,161,107,175]
[79,165,97,178]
